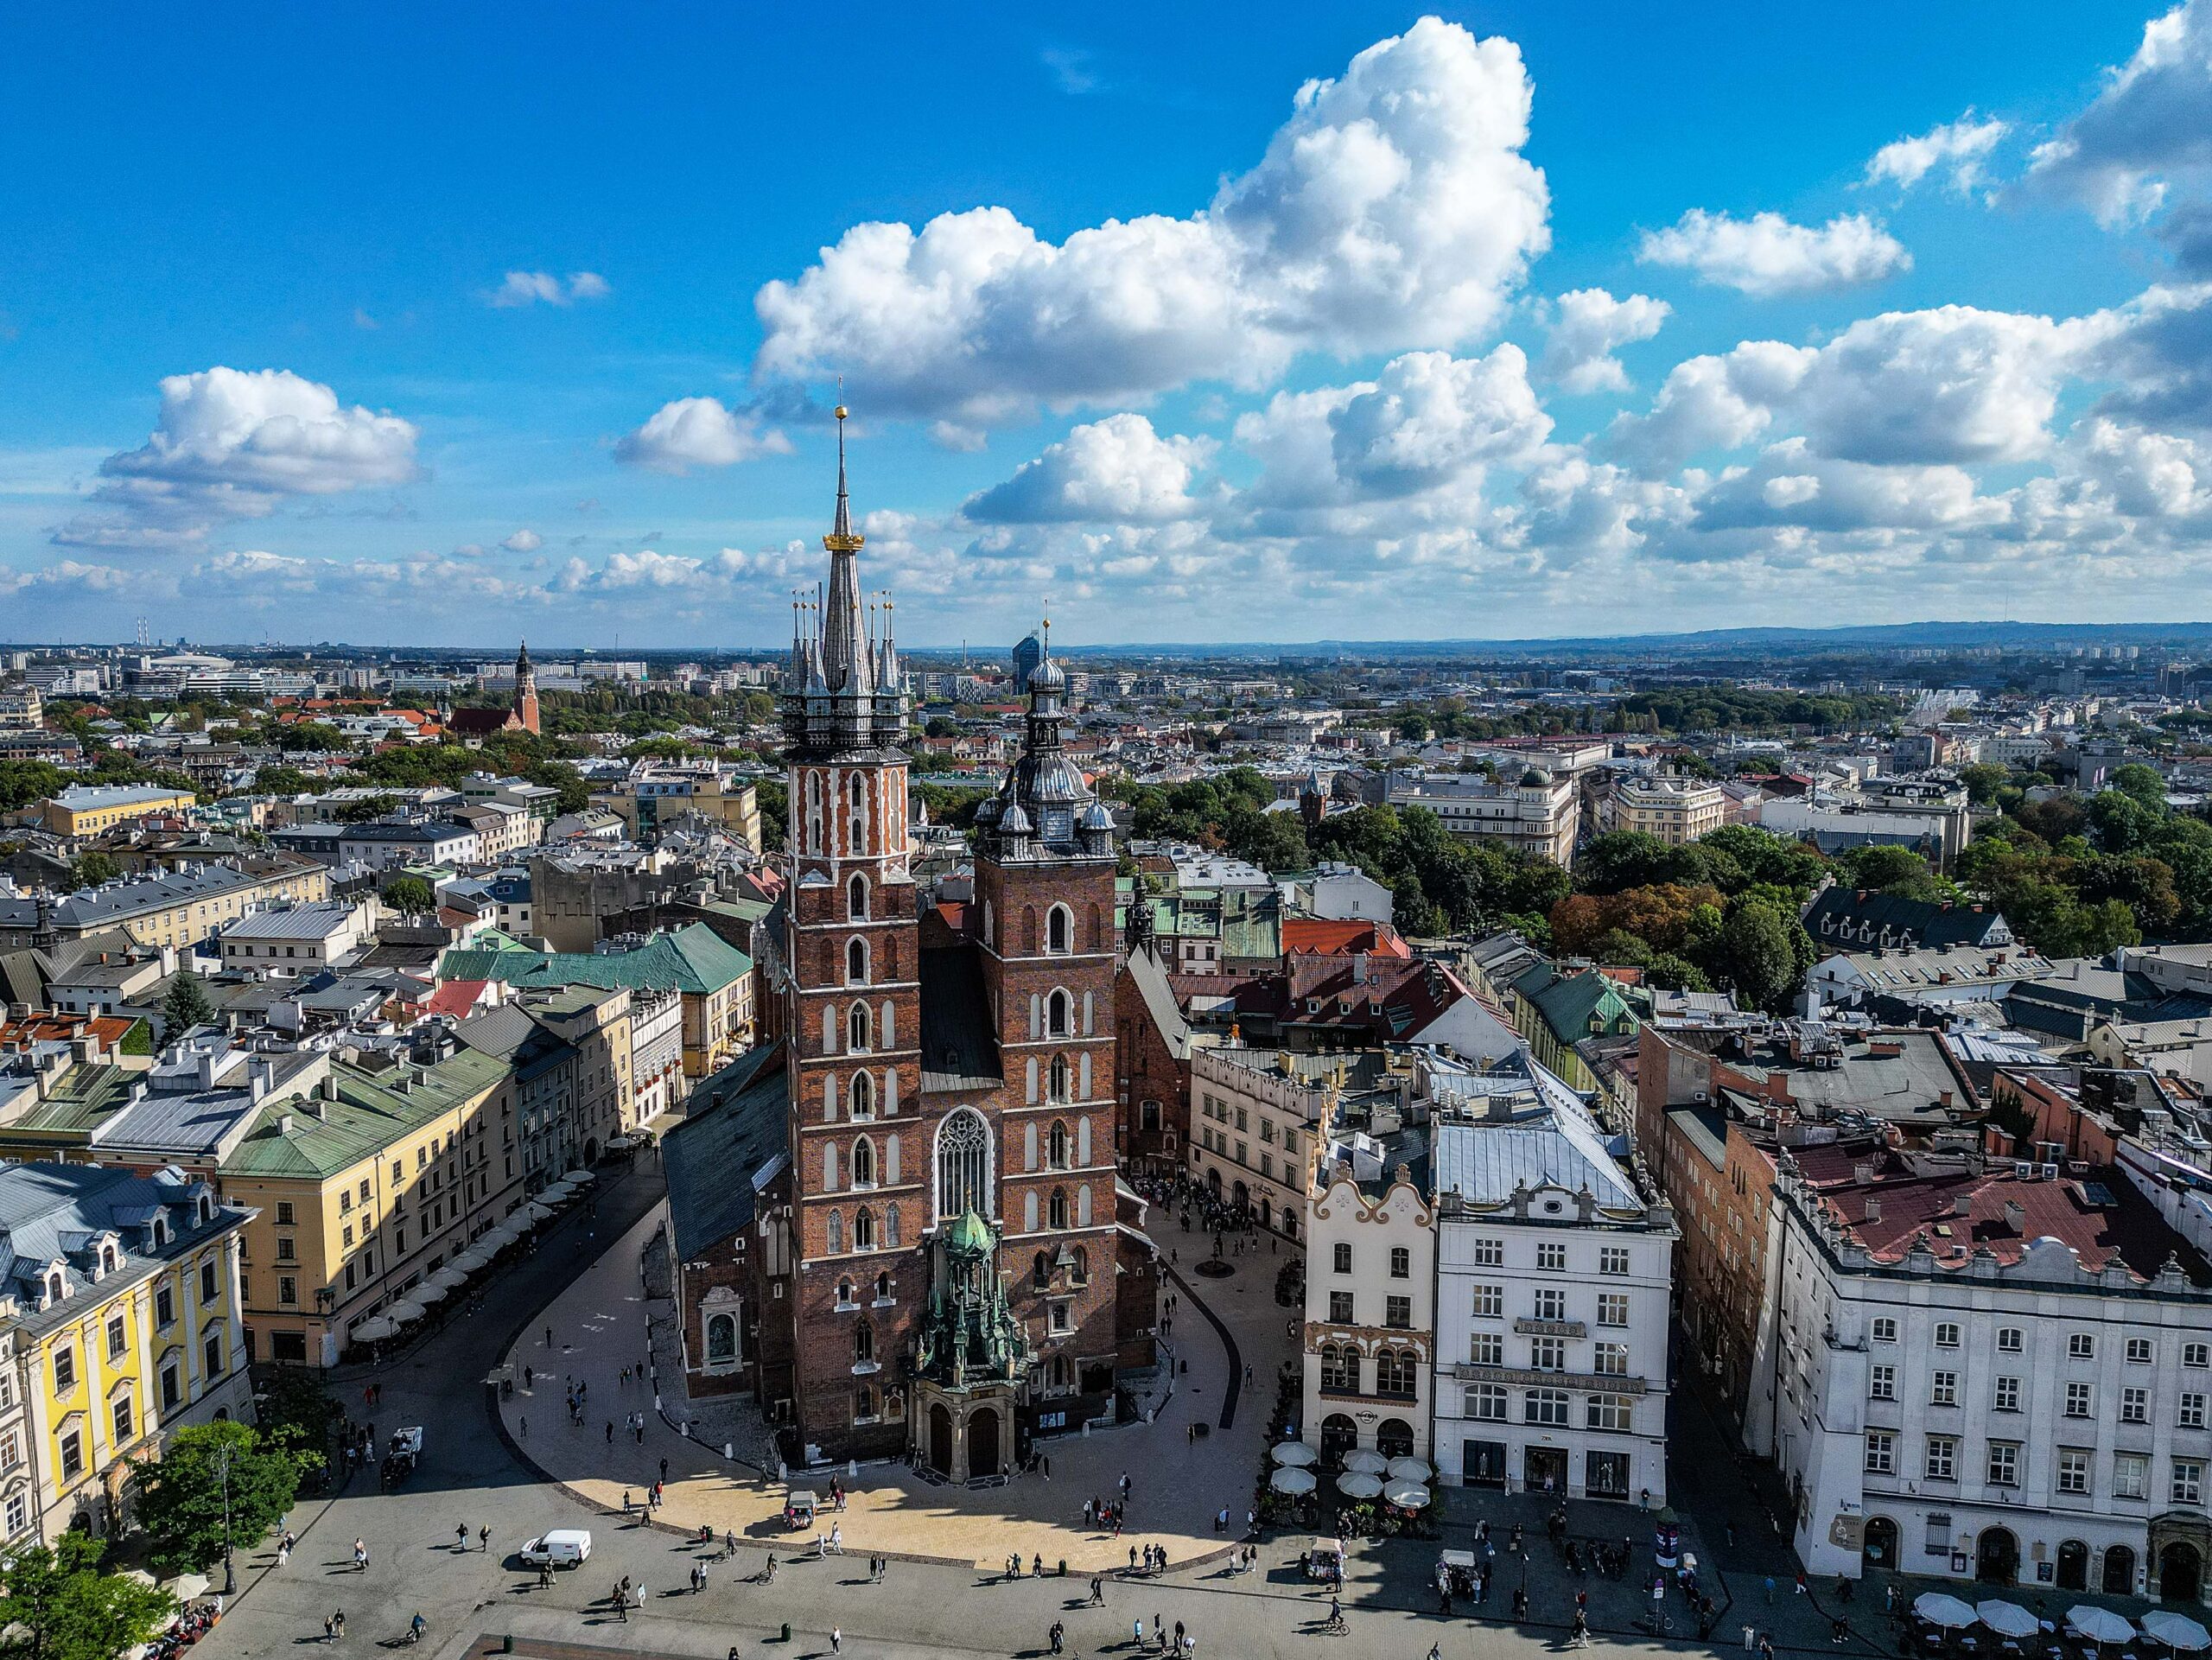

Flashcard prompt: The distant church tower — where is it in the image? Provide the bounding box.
[513,640,541,735]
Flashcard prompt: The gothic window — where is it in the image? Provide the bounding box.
[982,900,994,946]
[826,1211,843,1255]
[848,775,868,853]
[850,1070,875,1121]
[880,1000,895,1049]
[706,1313,737,1363]
[854,1208,876,1250]
[874,1269,891,1301]
[1048,1056,1070,1103]
[1049,1188,1070,1231]
[1024,1192,1040,1231]
[849,873,869,920]
[1077,1185,1092,1227]
[1033,1250,1051,1289]
[852,1138,876,1187]
[821,1004,838,1056]
[1071,1245,1089,1284]
[1050,1355,1072,1390]
[855,1384,876,1421]
[1048,1121,1070,1168]
[854,1319,874,1364]
[847,937,868,986]
[823,1141,838,1189]
[1047,904,1072,955]
[934,1109,990,1222]
[1088,903,1102,950]
[1047,989,1071,1037]
[884,1204,899,1248]
[849,1001,871,1053]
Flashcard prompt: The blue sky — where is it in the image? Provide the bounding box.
[3,2,2209,649]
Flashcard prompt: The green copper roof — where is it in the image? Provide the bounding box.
[442,922,751,996]
[945,1209,993,1256]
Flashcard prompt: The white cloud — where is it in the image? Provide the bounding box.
[1540,289,1670,392]
[501,528,543,553]
[1637,209,1910,296]
[751,16,1550,423]
[556,549,710,591]
[961,414,1213,524]
[54,366,417,549]
[0,558,133,595]
[2030,0,2212,226]
[1864,111,2010,194]
[1690,439,2012,534]
[487,270,613,308]
[613,398,793,474]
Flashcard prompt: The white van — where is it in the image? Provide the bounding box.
[519,1530,592,1568]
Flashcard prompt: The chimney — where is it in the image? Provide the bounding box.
[277,1112,294,1135]
[1953,1192,1974,1218]
[2003,1199,2026,1233]
[1864,1195,1882,1224]
[1937,1089,1954,1110]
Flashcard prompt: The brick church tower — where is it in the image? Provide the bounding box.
[778,406,920,1461]
[512,639,541,735]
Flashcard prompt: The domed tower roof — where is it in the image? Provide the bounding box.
[945,1210,994,1257]
[1519,764,1553,787]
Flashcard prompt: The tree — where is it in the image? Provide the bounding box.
[1716,898,1808,1012]
[1955,763,2012,806]
[157,970,215,1039]
[0,1533,174,1660]
[70,850,122,889]
[2111,763,2171,815]
[332,792,402,824]
[129,1420,314,1576]
[252,764,320,797]
[382,875,438,918]
[1836,844,1945,900]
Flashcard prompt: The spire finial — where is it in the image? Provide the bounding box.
[823,393,864,554]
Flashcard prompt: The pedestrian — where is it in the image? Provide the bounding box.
[1090,1577,1104,1606]
[520,1415,527,1438]
[607,1421,614,1444]
[538,1565,551,1589]
[480,1526,490,1552]
[1764,1576,1776,1604]
[524,1364,534,1390]
[353,1539,368,1572]
[1744,1626,1758,1651]
[322,1616,334,1642]
[334,1612,346,1640]
[456,1524,468,1552]
[277,1540,291,1568]
[545,1325,553,1347]
[661,1456,670,1482]
[830,1630,842,1657]
[830,1521,842,1554]
[623,1489,632,1514]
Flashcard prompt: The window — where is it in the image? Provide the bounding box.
[1389,1247,1410,1280]
[1536,1243,1567,1272]
[60,1430,82,1483]
[1530,1338,1567,1372]
[2177,1460,2206,1507]
[1465,1384,1508,1421]
[1328,1291,1355,1325]
[275,1236,296,1262]
[1987,1442,2021,1487]
[278,1275,298,1307]
[1587,1395,1634,1432]
[1599,1246,1630,1276]
[0,1431,14,1472]
[1472,1238,1503,1268]
[1866,1430,1897,1475]
[2057,1448,2091,1496]
[934,1110,989,1222]
[1319,1346,1357,1393]
[2190,1343,2211,1370]
[1996,1326,2023,1353]
[112,1395,133,1443]
[2069,1332,2095,1361]
[849,873,868,920]
[2065,1382,2094,1418]
[2128,1337,2156,1364]
[53,1348,74,1394]
[852,1138,876,1187]
[200,1260,218,1303]
[1332,1243,1352,1275]
[854,1320,874,1366]
[849,1002,871,1053]
[1471,1284,1503,1320]
[2123,1387,2150,1424]
[847,937,868,985]
[1384,1295,1412,1330]
[1525,1389,1570,1427]
[1597,1294,1629,1327]
[1534,1288,1567,1321]
[105,1315,126,1360]
[155,1285,174,1327]
[854,1210,876,1250]
[1470,1332,1503,1367]
[1993,1376,2019,1412]
[1047,989,1071,1038]
[3,1495,23,1537]
[204,1332,223,1377]
[1376,1350,1418,1399]
[1934,1322,1961,1348]
[1047,906,1071,955]
[1931,1371,1958,1407]
[2184,1394,2209,1430]
[1925,1435,1957,1481]
[2115,1453,2150,1499]
[1872,1317,1897,1344]
[1870,1364,1897,1402]
[1594,1342,1628,1377]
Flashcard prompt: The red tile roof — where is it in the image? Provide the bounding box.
[1282,919,1411,959]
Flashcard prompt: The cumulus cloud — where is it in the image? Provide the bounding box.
[1540,289,1670,393]
[54,366,418,549]
[501,528,543,553]
[1637,209,1910,296]
[614,398,794,474]
[0,558,133,595]
[751,17,1550,423]
[1691,439,2012,534]
[1864,111,2010,194]
[487,270,613,308]
[2031,0,2212,226]
[556,549,711,591]
[961,414,1213,524]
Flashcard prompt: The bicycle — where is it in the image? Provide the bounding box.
[1317,1613,1348,1636]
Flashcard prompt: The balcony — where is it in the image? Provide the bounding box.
[1452,1361,1647,1396]
[1513,1317,1586,1339]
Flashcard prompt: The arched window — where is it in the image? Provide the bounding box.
[847,937,868,985]
[836,1276,855,1307]
[1033,1250,1051,1289]
[1320,1345,1356,1392]
[1049,1188,1071,1231]
[850,1069,875,1122]
[849,873,869,920]
[854,1208,876,1250]
[1047,989,1071,1037]
[826,1211,843,1254]
[884,1205,899,1248]
[1048,1121,1070,1169]
[854,1319,874,1364]
[1071,1245,1089,1284]
[934,1110,990,1222]
[1048,1055,1070,1103]
[848,774,868,853]
[47,1273,63,1304]
[1376,1348,1419,1398]
[852,1138,876,1187]
[1047,904,1072,955]
[100,1245,117,1275]
[855,1383,876,1421]
[849,1001,871,1052]
[1077,1185,1092,1227]
[707,1313,737,1362]
[874,1269,891,1301]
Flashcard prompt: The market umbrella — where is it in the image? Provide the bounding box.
[413,1282,448,1306]
[1383,1480,1430,1509]
[1916,1594,1980,1630]
[1271,1442,1319,1468]
[427,1267,467,1292]
[352,1316,398,1343]
[1386,1456,1433,1483]
[2144,1613,2212,1652]
[563,1167,595,1184]
[1337,1472,1384,1499]
[1269,1466,1318,1496]
[387,1298,429,1324]
[121,1568,158,1588]
[1977,1602,2040,1639]
[522,1201,555,1224]
[536,1181,573,1203]
[450,1247,491,1272]
[2141,1619,2212,1655]
[1342,1449,1389,1476]
[2068,1608,2136,1646]
[161,1574,210,1601]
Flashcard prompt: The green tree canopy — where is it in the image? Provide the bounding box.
[0,1533,175,1660]
[129,1420,315,1576]
[156,971,215,1039]
[70,850,123,889]
[382,875,438,917]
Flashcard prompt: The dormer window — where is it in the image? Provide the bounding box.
[47,1272,64,1306]
[99,1245,118,1275]
[196,1195,212,1224]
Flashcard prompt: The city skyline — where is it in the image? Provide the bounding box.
[3,3,2209,646]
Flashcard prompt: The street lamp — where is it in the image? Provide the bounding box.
[217,1443,235,1596]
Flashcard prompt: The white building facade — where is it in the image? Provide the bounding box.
[1304,1159,1435,1464]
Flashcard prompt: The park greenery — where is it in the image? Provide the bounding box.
[0,1533,175,1660]
[127,1419,317,1576]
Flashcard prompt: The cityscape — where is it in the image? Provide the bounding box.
[6,7,2212,1660]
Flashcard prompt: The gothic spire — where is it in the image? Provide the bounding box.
[820,404,868,695]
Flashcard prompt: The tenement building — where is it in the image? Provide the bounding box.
[666,415,1154,1475]
[1770,1148,2212,1602]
